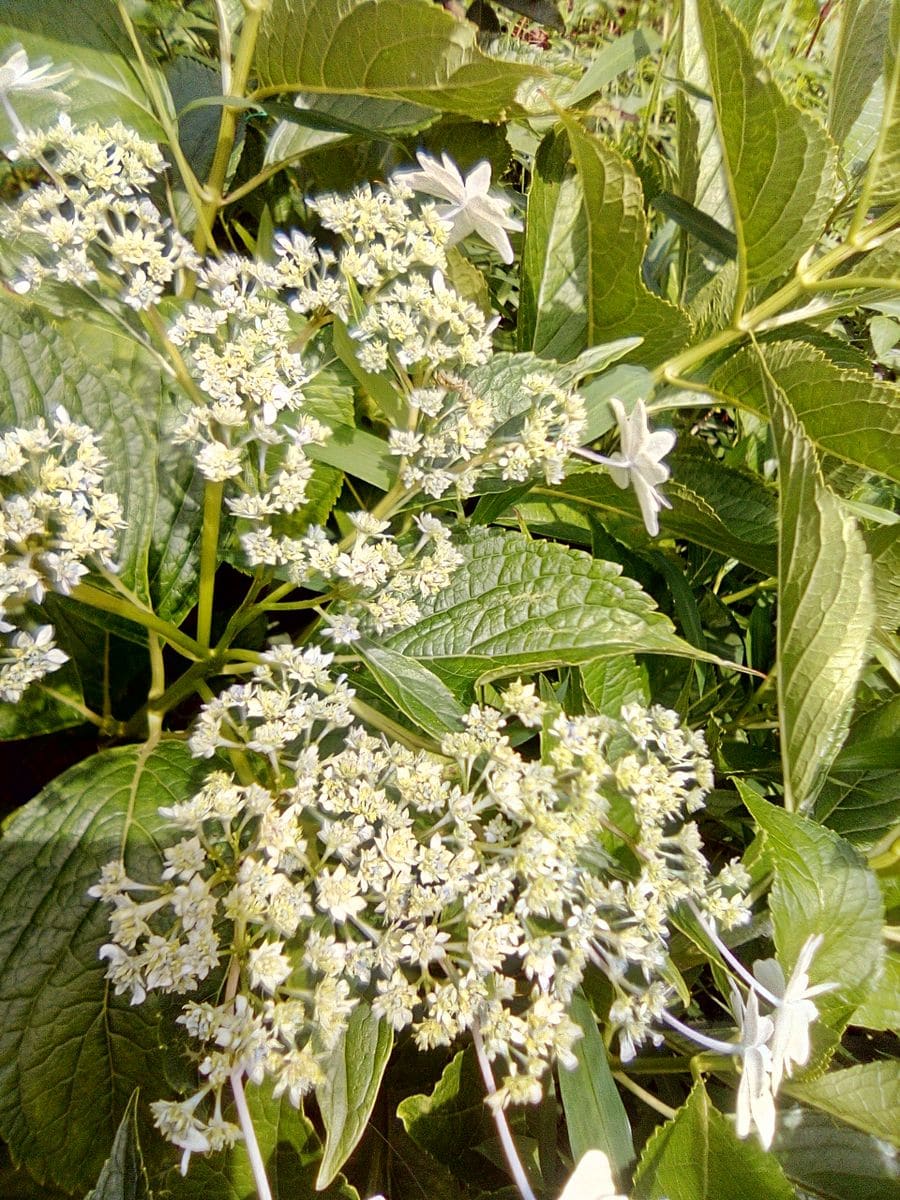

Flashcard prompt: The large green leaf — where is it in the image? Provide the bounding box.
[695,0,836,297]
[829,0,893,163]
[0,0,164,141]
[315,1003,392,1188]
[743,793,885,1057]
[633,1082,795,1200]
[713,342,900,484]
[557,992,633,1174]
[0,742,210,1193]
[850,948,900,1031]
[397,1048,494,1169]
[788,1062,900,1146]
[581,656,649,718]
[255,0,540,119]
[519,126,692,366]
[383,529,705,687]
[868,0,900,204]
[766,388,875,811]
[774,1107,900,1200]
[0,301,157,601]
[85,1092,152,1200]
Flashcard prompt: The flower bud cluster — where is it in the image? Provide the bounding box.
[91,648,747,1162]
[0,115,199,307]
[0,406,124,700]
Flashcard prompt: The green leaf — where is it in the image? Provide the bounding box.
[384,529,715,688]
[581,656,649,718]
[558,992,633,1174]
[829,0,893,157]
[0,652,85,739]
[742,793,885,1055]
[508,459,778,574]
[695,0,836,297]
[712,342,900,484]
[0,0,164,141]
[866,524,900,634]
[868,0,900,204]
[0,300,157,601]
[264,93,438,163]
[306,424,394,490]
[774,1107,900,1200]
[255,0,541,119]
[357,642,466,738]
[85,1092,152,1200]
[788,1062,900,1146]
[316,1003,393,1188]
[651,192,737,259]
[520,126,692,366]
[633,1082,795,1200]
[0,742,211,1193]
[766,385,876,811]
[397,1048,493,1168]
[564,28,662,106]
[851,948,900,1030]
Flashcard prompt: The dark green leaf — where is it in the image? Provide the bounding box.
[84,1092,152,1200]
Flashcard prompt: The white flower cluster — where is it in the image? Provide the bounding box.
[389,369,586,499]
[0,115,199,308]
[91,647,748,1167]
[0,406,124,701]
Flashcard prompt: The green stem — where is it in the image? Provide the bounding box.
[194,0,270,254]
[197,480,225,650]
[73,583,204,660]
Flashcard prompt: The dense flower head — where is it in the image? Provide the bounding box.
[0,407,125,701]
[91,648,747,1160]
[0,115,199,306]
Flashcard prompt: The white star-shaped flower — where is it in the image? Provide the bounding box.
[577,398,676,536]
[732,985,776,1149]
[753,934,836,1092]
[558,1150,627,1200]
[0,44,70,101]
[399,152,523,264]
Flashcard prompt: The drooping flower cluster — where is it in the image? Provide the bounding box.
[91,645,749,1166]
[0,114,199,307]
[0,406,124,700]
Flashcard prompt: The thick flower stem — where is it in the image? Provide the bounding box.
[197,480,225,650]
[73,583,204,660]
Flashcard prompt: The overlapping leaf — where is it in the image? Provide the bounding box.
[788,1062,900,1146]
[695,0,836,295]
[766,387,875,810]
[255,0,540,118]
[520,126,692,365]
[713,341,900,483]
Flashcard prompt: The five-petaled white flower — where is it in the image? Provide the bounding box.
[0,44,70,101]
[399,151,523,264]
[558,1150,628,1200]
[576,398,676,537]
[753,934,836,1092]
[732,984,776,1149]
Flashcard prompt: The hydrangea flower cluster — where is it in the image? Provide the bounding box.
[0,406,124,700]
[0,115,199,308]
[91,644,750,1167]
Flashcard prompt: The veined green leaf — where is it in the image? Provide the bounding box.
[315,1003,392,1188]
[868,0,900,203]
[357,642,465,738]
[766,385,875,811]
[520,126,692,366]
[773,1108,900,1200]
[558,992,633,1174]
[397,1049,493,1168]
[829,0,893,160]
[0,0,164,141]
[84,1092,152,1200]
[788,1062,900,1146]
[581,656,649,718]
[712,341,900,484]
[851,948,900,1030]
[633,1082,794,1200]
[695,0,836,299]
[742,793,885,1060]
[383,529,719,688]
[255,0,541,119]
[0,743,210,1193]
